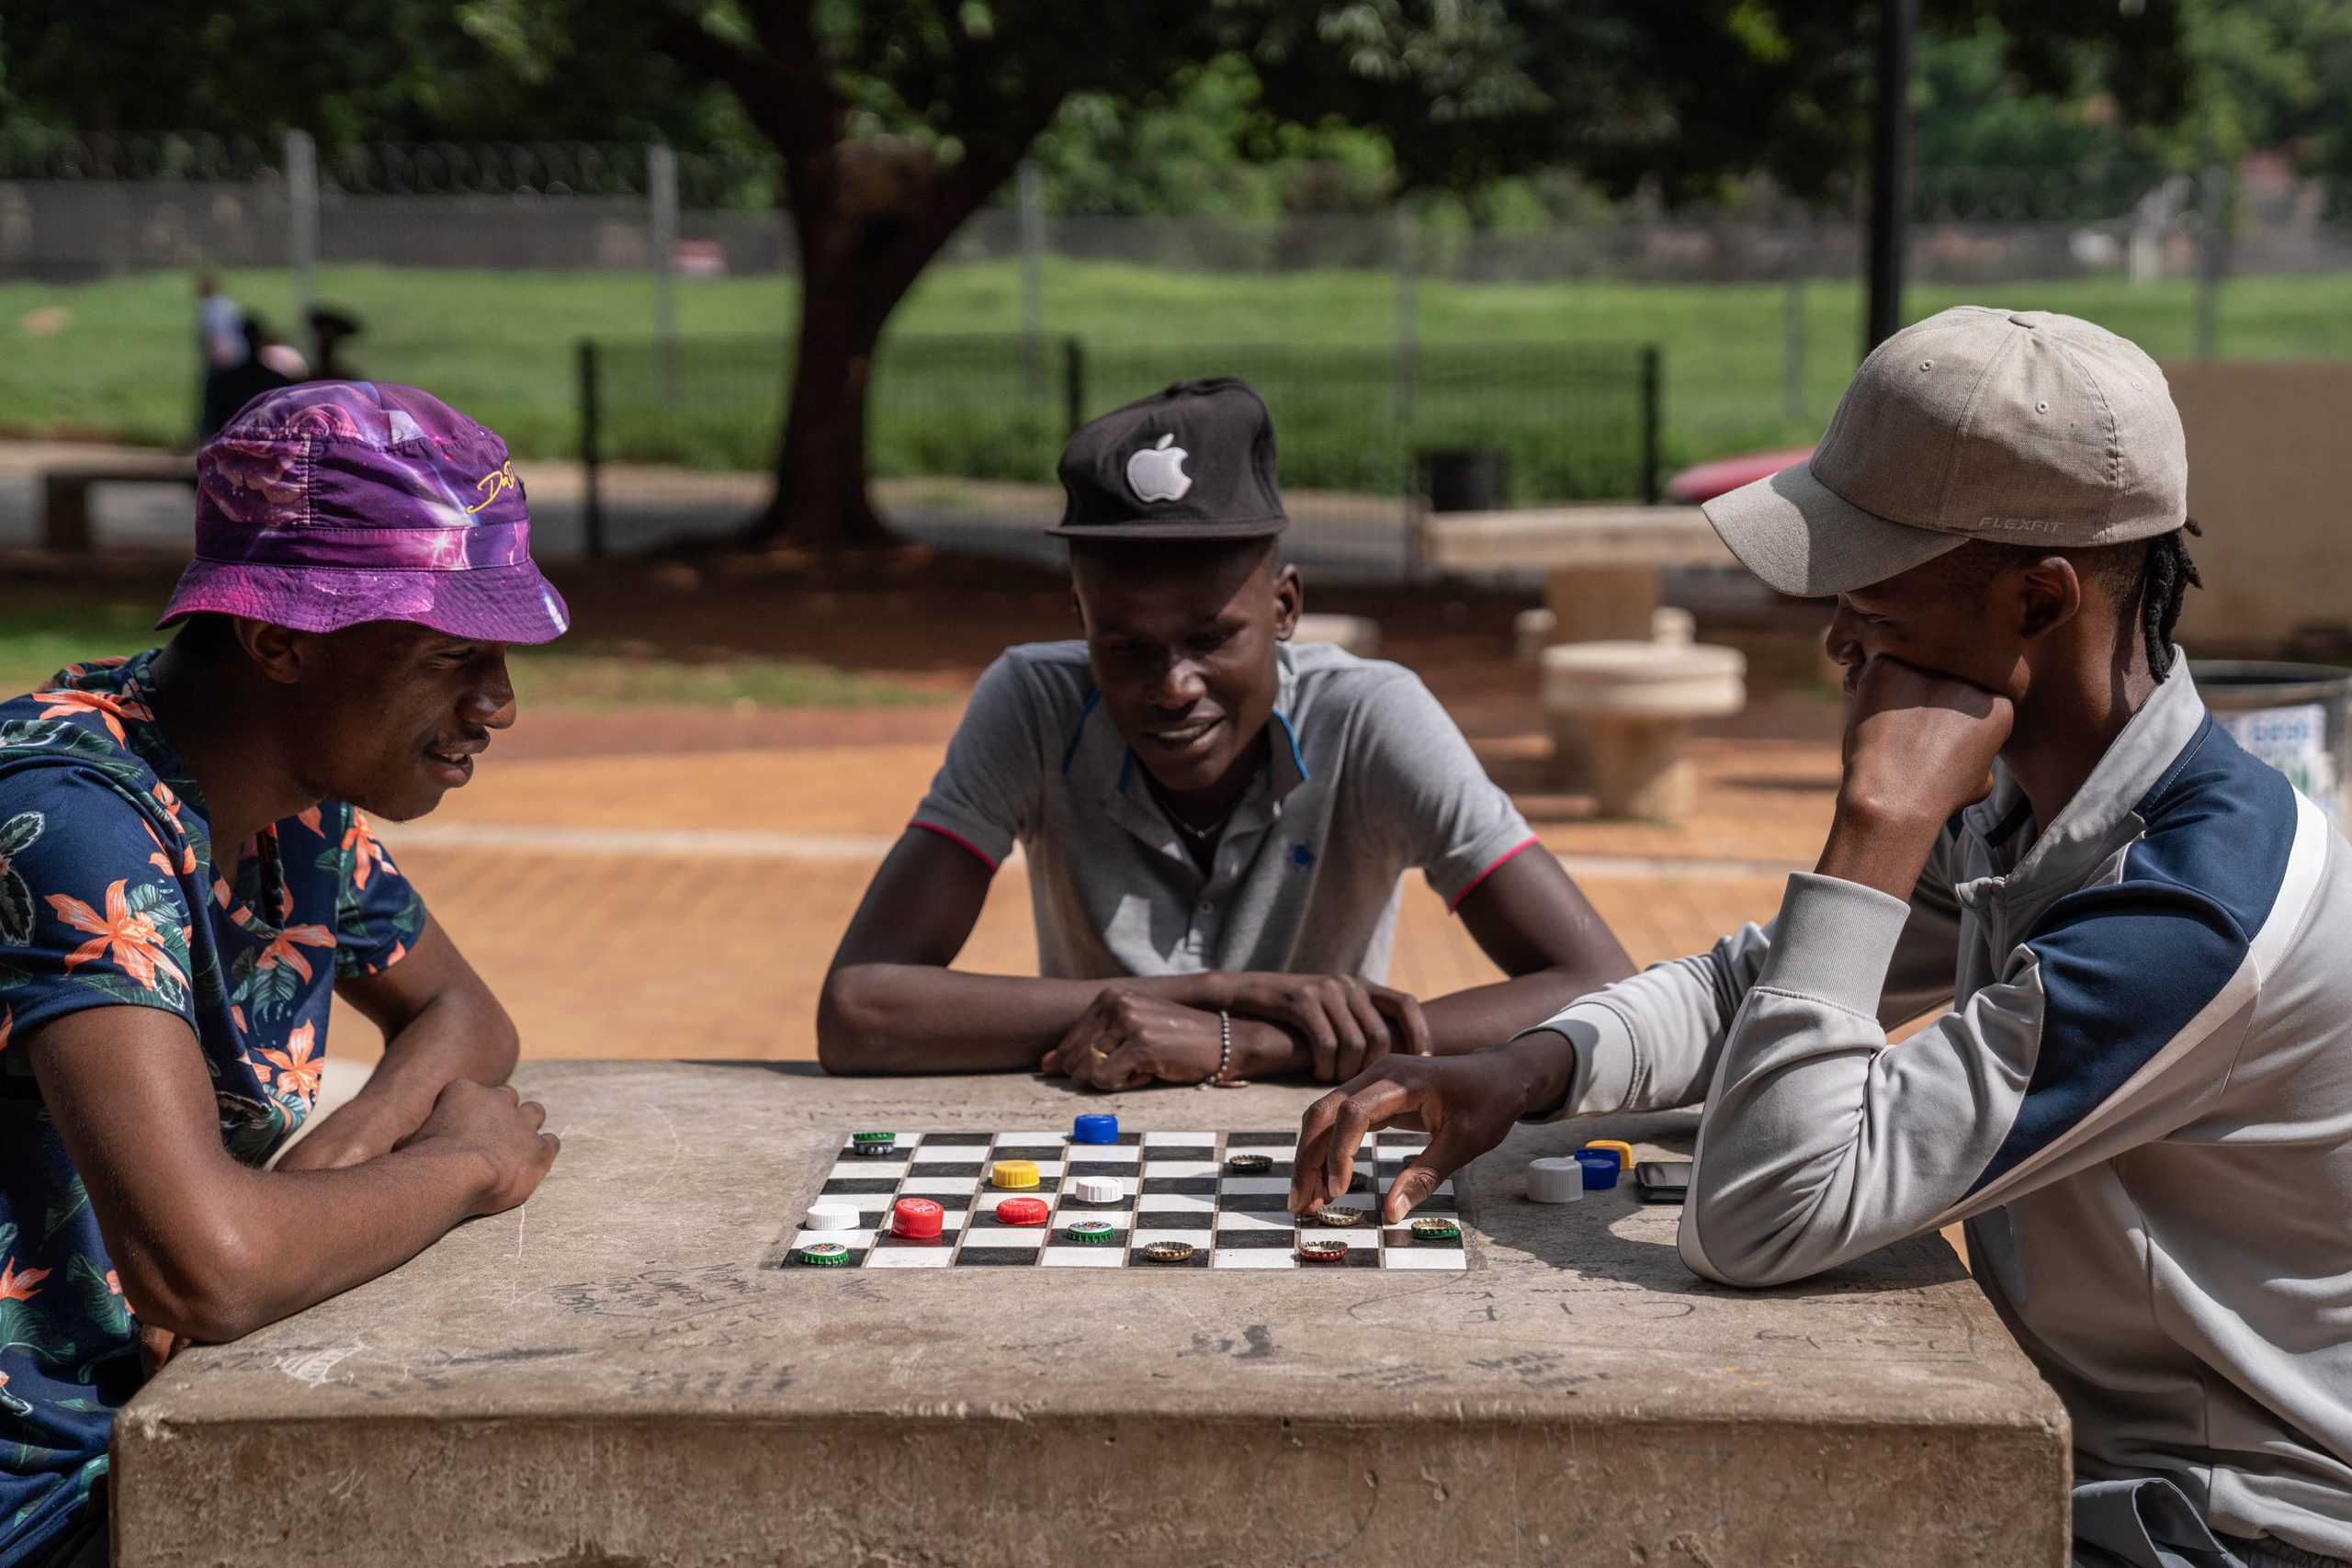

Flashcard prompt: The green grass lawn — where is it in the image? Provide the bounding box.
[0,593,939,712]
[6,258,2350,490]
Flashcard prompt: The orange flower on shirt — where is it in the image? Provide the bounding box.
[254,923,335,982]
[254,1021,322,1101]
[48,881,189,992]
[342,812,395,890]
[0,1257,49,1303]
[33,687,153,746]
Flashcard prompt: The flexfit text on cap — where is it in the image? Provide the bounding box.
[1703,307,2188,597]
[1046,377,1287,541]
[160,381,569,644]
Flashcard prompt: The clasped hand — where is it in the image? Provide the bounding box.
[1042,971,1430,1091]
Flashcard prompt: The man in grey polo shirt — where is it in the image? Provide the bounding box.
[820,378,1632,1087]
[1294,309,2352,1567]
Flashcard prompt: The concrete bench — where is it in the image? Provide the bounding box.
[110,1062,2067,1566]
[40,455,198,550]
[1422,503,1734,646]
[1542,637,1747,818]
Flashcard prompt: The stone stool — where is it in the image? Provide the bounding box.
[1291,614,1381,658]
[1540,639,1747,820]
[1513,607,1557,662]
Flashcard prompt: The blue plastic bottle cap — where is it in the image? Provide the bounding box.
[1072,1113,1120,1145]
[1575,1149,1622,1190]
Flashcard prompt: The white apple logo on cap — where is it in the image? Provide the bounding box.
[1125,433,1192,503]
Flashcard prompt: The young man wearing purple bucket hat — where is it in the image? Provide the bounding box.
[0,383,567,1568]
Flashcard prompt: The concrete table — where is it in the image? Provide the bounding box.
[113,1062,2068,1566]
[1420,504,1736,645]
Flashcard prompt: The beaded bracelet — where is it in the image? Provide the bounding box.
[1197,1009,1234,1090]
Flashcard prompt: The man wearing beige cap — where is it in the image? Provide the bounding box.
[1294,307,2352,1567]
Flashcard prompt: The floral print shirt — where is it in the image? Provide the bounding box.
[0,650,424,1565]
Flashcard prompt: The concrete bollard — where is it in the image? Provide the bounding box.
[1290,614,1381,658]
[1540,640,1747,819]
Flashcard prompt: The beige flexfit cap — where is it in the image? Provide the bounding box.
[1703,306,2188,597]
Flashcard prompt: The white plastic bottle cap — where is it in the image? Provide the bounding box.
[803,1201,861,1232]
[1071,1176,1125,1204]
[1527,1157,1586,1204]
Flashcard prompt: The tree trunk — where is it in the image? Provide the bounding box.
[743,263,895,551]
[741,130,1046,553]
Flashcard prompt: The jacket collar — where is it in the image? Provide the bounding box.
[1958,648,2208,895]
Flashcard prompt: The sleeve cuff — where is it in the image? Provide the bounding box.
[1753,872,1912,1017]
[1510,998,1636,1122]
[907,815,1009,873]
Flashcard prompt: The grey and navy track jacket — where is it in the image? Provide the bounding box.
[1526,658,2352,1556]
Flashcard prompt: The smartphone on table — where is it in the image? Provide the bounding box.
[1634,1160,1691,1204]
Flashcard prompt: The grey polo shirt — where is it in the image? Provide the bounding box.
[910,639,1538,981]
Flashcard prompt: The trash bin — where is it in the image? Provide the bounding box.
[1420,448,1510,513]
[2192,660,2352,829]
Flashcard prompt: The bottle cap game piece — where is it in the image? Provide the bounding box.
[1581,1139,1634,1171]
[1410,1217,1462,1240]
[1349,1170,1371,1194]
[1139,1240,1196,1263]
[1070,1176,1125,1204]
[802,1202,859,1233]
[849,1131,898,1157]
[1072,1113,1120,1145]
[1226,1152,1272,1174]
[989,1159,1040,1189]
[890,1198,944,1239]
[993,1196,1050,1226]
[1064,1220,1120,1244]
[1297,1237,1349,1262]
[1526,1156,1585,1203]
[796,1243,852,1266]
[1576,1149,1622,1190]
[1307,1206,1363,1228]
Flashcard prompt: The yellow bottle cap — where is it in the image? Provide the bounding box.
[1582,1139,1634,1170]
[990,1158,1040,1189]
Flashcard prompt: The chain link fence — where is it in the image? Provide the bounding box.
[6,131,2349,285]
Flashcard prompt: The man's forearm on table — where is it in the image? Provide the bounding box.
[146,1142,494,1341]
[819,964,1208,1073]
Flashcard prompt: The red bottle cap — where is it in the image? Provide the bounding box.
[994,1196,1050,1226]
[890,1198,944,1239]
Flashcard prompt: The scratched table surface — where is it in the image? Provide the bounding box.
[113,1062,2071,1567]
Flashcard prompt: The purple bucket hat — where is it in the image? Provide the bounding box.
[160,381,570,644]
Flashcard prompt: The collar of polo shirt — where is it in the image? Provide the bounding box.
[1062,643,1313,848]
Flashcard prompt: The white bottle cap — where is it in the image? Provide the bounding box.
[1527,1157,1586,1204]
[802,1201,861,1232]
[1071,1175,1125,1204]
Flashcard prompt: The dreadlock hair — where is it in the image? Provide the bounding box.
[2138,519,2204,680]
[1944,520,2203,679]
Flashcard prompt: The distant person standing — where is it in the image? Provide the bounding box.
[193,274,248,442]
[198,320,292,440]
[308,307,364,381]
[194,274,245,372]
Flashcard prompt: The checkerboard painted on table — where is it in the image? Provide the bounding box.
[785,1129,1467,1271]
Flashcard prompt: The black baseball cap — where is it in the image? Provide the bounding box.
[1045,377,1288,540]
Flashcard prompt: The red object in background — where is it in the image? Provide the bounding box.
[891,1198,944,1239]
[993,1197,1050,1226]
[1663,446,1815,504]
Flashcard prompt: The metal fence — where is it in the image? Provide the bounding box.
[577,334,1659,577]
[6,131,2350,287]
